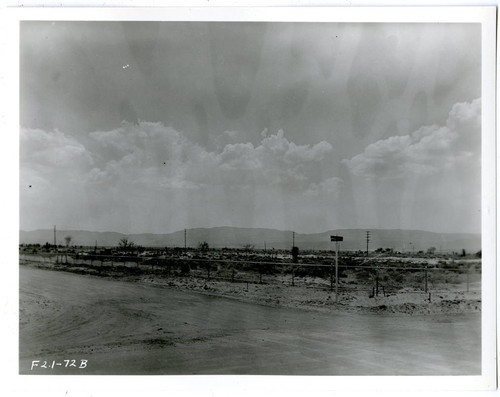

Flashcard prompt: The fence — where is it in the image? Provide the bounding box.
[19,251,480,300]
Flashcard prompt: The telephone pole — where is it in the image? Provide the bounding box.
[184,229,187,252]
[366,231,370,256]
[54,225,58,264]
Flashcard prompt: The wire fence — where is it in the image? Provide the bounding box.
[19,251,480,299]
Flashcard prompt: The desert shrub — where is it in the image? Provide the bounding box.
[115,265,142,275]
[293,265,331,278]
[443,271,463,284]
[353,265,374,281]
[241,261,277,275]
[387,269,405,284]
[440,261,459,270]
[163,259,191,275]
[179,261,191,275]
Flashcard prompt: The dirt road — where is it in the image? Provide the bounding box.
[19,266,480,375]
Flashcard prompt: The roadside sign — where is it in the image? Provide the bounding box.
[329,235,343,303]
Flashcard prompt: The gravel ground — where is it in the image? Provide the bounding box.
[21,260,481,316]
[19,265,481,375]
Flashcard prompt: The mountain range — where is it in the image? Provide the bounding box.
[19,227,481,253]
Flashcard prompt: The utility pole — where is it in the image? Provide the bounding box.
[184,229,187,252]
[291,231,298,264]
[54,225,58,264]
[366,231,370,256]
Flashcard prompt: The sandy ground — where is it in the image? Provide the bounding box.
[20,258,481,316]
[19,265,481,375]
[139,274,481,315]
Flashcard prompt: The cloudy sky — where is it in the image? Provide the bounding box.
[19,21,481,234]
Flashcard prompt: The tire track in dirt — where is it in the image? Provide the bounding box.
[20,266,481,375]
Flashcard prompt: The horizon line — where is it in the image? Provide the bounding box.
[19,225,482,236]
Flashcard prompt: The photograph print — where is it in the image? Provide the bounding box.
[17,7,495,383]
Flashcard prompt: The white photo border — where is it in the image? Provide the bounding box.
[1,5,497,396]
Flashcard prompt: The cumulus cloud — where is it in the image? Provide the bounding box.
[87,122,214,189]
[216,129,334,190]
[20,128,96,231]
[20,121,345,233]
[343,98,481,179]
[20,128,93,170]
[212,129,250,150]
[21,121,336,193]
[85,124,335,191]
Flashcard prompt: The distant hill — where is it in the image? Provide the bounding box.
[19,227,481,253]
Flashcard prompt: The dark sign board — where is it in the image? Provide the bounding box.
[330,235,343,242]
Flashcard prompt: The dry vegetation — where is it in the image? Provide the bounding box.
[19,244,481,315]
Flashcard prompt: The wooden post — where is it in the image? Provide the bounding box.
[466,264,470,292]
[424,266,428,293]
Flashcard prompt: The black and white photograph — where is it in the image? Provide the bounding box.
[5,4,497,394]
